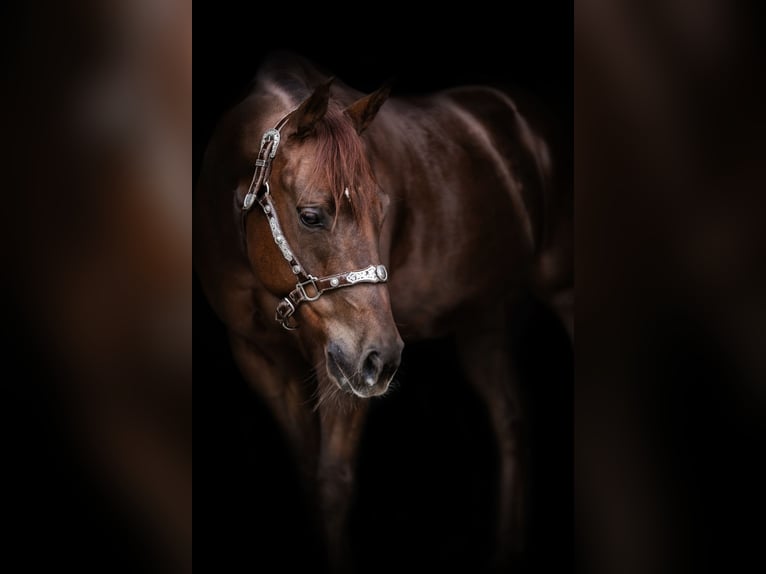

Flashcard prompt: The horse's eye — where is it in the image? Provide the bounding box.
[298,208,324,229]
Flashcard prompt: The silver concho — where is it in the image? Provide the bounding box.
[376,265,388,281]
[346,265,377,284]
[279,246,293,261]
[343,265,389,284]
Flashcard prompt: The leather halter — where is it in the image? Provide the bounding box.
[240,113,389,330]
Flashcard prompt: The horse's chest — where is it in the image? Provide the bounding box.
[387,226,529,339]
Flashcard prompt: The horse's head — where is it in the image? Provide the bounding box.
[248,80,403,399]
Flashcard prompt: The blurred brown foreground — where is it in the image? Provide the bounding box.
[577,0,766,572]
[2,1,191,572]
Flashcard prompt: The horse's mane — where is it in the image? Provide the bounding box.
[301,104,378,222]
[256,52,379,221]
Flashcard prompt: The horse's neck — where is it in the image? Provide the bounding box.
[368,101,431,185]
[194,92,290,337]
[366,99,445,244]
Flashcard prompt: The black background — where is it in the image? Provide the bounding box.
[194,3,572,573]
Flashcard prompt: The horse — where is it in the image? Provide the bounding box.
[194,52,572,571]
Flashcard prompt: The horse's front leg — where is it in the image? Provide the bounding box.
[317,401,369,573]
[227,331,319,479]
[456,306,525,570]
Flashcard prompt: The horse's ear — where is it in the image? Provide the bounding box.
[344,83,391,135]
[292,77,333,138]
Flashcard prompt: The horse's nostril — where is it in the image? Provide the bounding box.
[362,350,382,386]
[327,342,344,365]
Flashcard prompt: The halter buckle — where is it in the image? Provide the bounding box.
[275,298,298,330]
[295,276,322,302]
[261,129,281,158]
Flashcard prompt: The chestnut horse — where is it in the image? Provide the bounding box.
[194,53,572,571]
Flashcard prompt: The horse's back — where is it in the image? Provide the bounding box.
[378,85,570,336]
[439,85,572,297]
[441,86,556,248]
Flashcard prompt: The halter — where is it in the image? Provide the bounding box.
[240,113,389,330]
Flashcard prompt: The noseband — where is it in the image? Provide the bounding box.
[240,113,389,330]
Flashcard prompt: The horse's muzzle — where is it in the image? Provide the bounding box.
[326,338,403,398]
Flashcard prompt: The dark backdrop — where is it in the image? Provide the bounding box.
[194,3,573,573]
